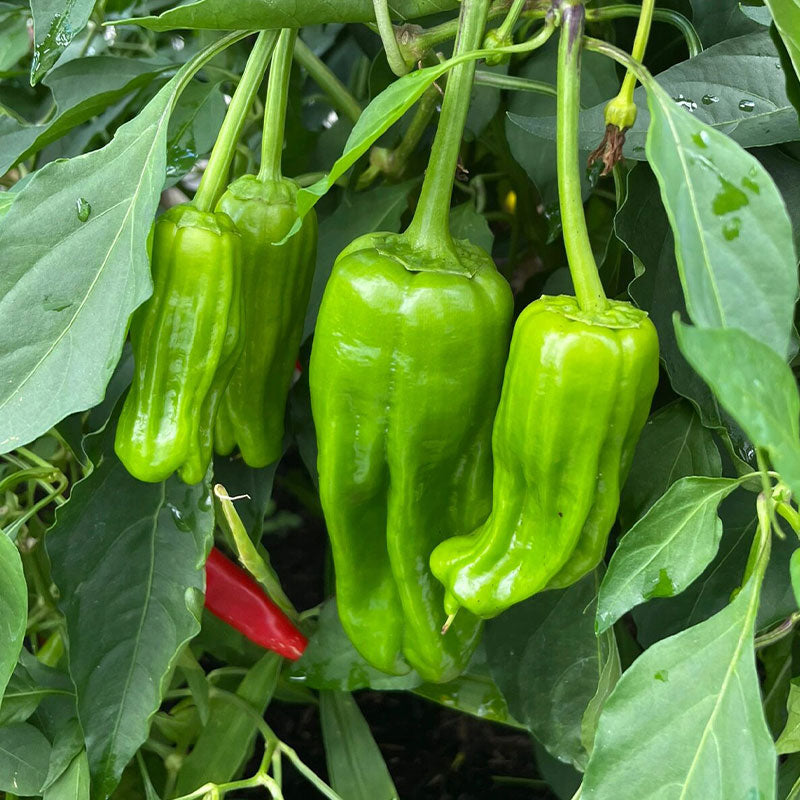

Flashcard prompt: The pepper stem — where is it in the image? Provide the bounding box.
[258,29,297,183]
[603,0,656,129]
[193,30,278,212]
[556,3,607,313]
[404,0,491,259]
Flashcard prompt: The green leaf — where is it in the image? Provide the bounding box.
[583,539,776,799]
[302,181,416,341]
[597,477,741,634]
[289,600,422,692]
[320,691,399,800]
[43,750,90,800]
[294,65,454,226]
[485,572,608,770]
[0,32,247,456]
[619,400,722,531]
[0,722,52,795]
[413,642,522,727]
[763,0,800,84]
[118,0,458,31]
[449,201,494,253]
[580,625,621,760]
[0,57,165,175]
[0,12,30,73]
[173,653,281,796]
[505,38,618,215]
[644,77,797,359]
[30,0,95,84]
[0,532,26,705]
[778,680,800,755]
[691,0,763,44]
[675,322,800,497]
[46,424,214,799]
[509,32,799,160]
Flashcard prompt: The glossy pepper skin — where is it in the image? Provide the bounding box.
[214,175,317,466]
[115,205,241,484]
[309,231,513,682]
[430,295,659,618]
[205,546,307,660]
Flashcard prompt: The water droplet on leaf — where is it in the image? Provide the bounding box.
[712,177,748,215]
[738,99,755,112]
[673,94,697,111]
[76,197,91,222]
[701,94,719,105]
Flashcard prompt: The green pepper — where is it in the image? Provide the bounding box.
[430,296,659,617]
[310,232,512,680]
[214,175,317,467]
[431,1,658,619]
[115,205,242,484]
[114,32,279,485]
[309,0,509,682]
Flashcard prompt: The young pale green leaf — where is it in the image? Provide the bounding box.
[320,691,399,800]
[675,322,800,498]
[619,400,722,531]
[0,32,246,457]
[485,572,606,770]
[645,77,797,359]
[293,64,454,225]
[118,0,458,31]
[777,680,800,755]
[0,532,26,705]
[597,476,741,634]
[0,57,165,175]
[30,0,95,83]
[0,13,29,72]
[583,538,776,799]
[173,653,281,796]
[0,722,52,795]
[764,0,800,85]
[46,424,214,799]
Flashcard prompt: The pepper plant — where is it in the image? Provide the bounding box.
[0,0,799,798]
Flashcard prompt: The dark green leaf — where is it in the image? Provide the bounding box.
[485,572,609,770]
[320,691,399,800]
[449,201,494,253]
[46,423,213,798]
[173,653,281,796]
[302,181,415,340]
[597,477,740,633]
[43,750,90,800]
[675,323,800,496]
[619,400,722,531]
[0,722,51,795]
[0,34,244,456]
[118,0,459,32]
[289,600,422,691]
[0,532,25,704]
[764,0,800,84]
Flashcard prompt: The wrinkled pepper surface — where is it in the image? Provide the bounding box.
[309,231,512,682]
[430,295,659,618]
[115,205,242,484]
[214,175,317,467]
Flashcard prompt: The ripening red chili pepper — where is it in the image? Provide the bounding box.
[204,547,307,661]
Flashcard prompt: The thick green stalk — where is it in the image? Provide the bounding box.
[404,0,490,257]
[258,28,297,182]
[193,30,278,212]
[494,0,527,42]
[556,2,607,312]
[293,37,362,124]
